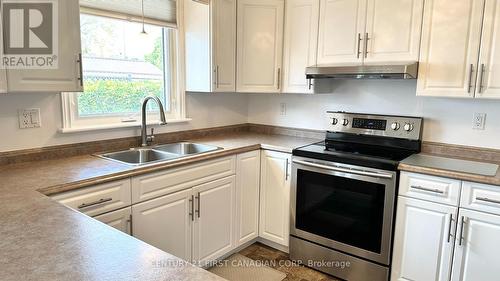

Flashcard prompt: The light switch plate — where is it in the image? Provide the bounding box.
[280,103,286,116]
[18,108,41,129]
[472,113,486,130]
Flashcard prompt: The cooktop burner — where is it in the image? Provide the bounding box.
[293,112,423,171]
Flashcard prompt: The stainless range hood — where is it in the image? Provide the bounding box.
[306,61,418,80]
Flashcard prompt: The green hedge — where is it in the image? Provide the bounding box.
[78,79,164,116]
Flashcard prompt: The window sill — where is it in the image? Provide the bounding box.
[59,118,192,134]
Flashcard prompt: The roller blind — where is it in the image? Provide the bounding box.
[80,0,177,28]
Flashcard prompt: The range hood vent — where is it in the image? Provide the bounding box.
[306,62,418,80]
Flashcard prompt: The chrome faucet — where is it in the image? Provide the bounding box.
[141,96,167,147]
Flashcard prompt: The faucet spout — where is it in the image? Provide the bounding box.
[141,96,168,147]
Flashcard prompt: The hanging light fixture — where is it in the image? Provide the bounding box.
[140,0,147,35]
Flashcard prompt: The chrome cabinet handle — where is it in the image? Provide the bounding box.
[189,195,194,221]
[77,53,84,87]
[292,159,393,179]
[277,68,281,90]
[357,33,362,58]
[468,64,475,94]
[127,214,133,236]
[410,185,444,194]
[77,198,112,209]
[458,216,466,246]
[447,214,454,243]
[195,192,201,218]
[476,196,500,205]
[216,65,220,88]
[285,158,290,181]
[478,63,485,94]
[364,33,370,58]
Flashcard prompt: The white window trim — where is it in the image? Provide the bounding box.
[61,12,188,133]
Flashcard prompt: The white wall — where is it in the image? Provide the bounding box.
[0,92,248,152]
[248,80,500,150]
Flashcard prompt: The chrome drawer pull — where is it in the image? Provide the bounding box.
[410,185,444,194]
[476,197,500,205]
[77,198,113,209]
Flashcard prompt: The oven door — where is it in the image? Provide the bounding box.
[290,156,397,265]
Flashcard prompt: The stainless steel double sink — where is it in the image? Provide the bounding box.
[96,142,222,166]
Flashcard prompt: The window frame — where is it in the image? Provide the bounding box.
[61,14,187,133]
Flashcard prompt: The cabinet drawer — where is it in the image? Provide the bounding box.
[461,182,500,215]
[399,172,461,206]
[132,156,236,203]
[51,179,132,217]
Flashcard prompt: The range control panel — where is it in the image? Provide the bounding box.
[327,111,423,141]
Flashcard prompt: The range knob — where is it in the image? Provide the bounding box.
[330,118,338,125]
[404,123,414,132]
[391,122,401,131]
[342,119,350,126]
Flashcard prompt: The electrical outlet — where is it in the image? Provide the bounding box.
[472,113,486,130]
[280,103,287,116]
[18,108,41,129]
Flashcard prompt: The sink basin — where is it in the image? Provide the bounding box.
[153,142,221,156]
[97,142,221,166]
[98,148,180,166]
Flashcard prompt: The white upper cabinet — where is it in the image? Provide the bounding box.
[391,196,457,281]
[6,0,83,92]
[237,0,285,93]
[476,0,500,98]
[364,0,424,63]
[417,0,485,97]
[212,0,237,92]
[317,0,367,65]
[282,0,320,93]
[184,0,237,92]
[451,209,500,281]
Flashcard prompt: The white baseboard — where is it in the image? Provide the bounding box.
[257,237,289,254]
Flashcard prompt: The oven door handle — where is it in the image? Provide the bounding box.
[292,159,393,179]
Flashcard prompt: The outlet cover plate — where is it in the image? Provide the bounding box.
[19,108,41,129]
[473,113,486,130]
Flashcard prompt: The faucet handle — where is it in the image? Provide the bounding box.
[146,128,155,145]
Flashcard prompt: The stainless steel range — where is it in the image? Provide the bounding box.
[290,112,423,281]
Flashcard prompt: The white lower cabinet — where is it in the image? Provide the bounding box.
[259,150,291,247]
[393,172,500,281]
[450,208,500,281]
[235,151,261,246]
[93,207,132,235]
[391,197,456,281]
[193,176,236,264]
[132,188,193,261]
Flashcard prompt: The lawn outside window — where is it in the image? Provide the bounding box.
[61,13,187,133]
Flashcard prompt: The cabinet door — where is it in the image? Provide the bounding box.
[476,0,500,98]
[364,0,424,62]
[235,151,261,246]
[93,207,132,235]
[212,0,237,92]
[282,0,319,93]
[7,0,83,92]
[132,189,192,262]
[193,176,236,264]
[451,209,500,281]
[317,0,367,65]
[416,0,485,97]
[236,0,284,93]
[259,150,291,247]
[391,197,457,281]
[184,0,211,92]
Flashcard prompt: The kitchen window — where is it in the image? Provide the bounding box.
[61,12,185,132]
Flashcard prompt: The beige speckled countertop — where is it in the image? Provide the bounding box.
[399,154,500,186]
[0,132,318,281]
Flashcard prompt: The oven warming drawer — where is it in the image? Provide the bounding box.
[290,236,389,281]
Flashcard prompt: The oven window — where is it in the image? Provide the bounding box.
[295,169,386,254]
